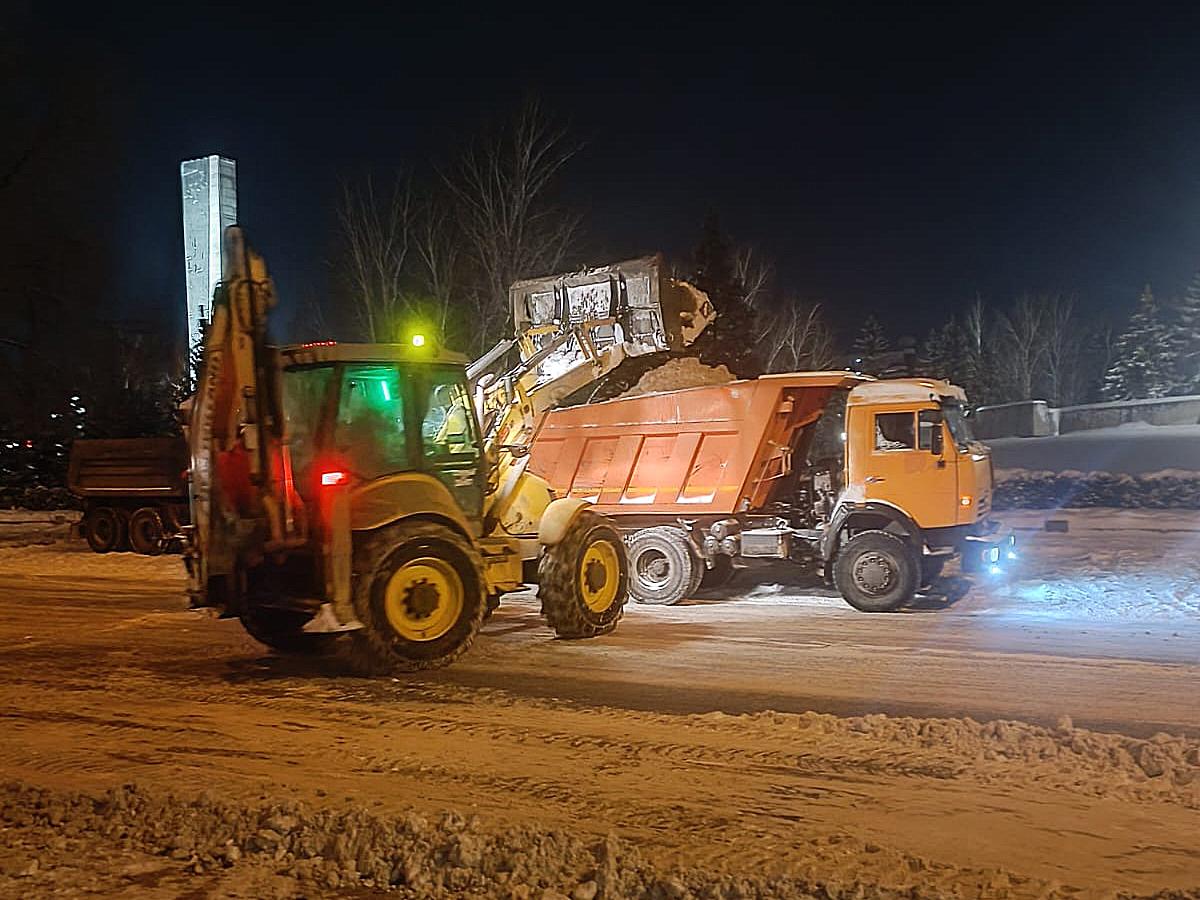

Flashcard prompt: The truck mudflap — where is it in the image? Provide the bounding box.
[961,521,1017,575]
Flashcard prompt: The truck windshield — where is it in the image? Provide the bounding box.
[941,400,974,450]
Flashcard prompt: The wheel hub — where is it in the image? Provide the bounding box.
[636,548,671,588]
[580,539,621,613]
[403,578,440,620]
[384,557,464,642]
[583,558,608,594]
[853,552,894,595]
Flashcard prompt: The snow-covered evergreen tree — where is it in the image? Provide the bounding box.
[1165,271,1200,394]
[1102,286,1171,400]
[851,314,890,375]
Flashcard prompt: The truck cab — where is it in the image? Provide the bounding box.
[832,378,1011,603]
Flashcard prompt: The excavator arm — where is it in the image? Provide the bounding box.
[185,226,291,608]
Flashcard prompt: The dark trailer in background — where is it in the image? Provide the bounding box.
[68,438,189,554]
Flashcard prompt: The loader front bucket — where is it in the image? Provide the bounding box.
[508,254,714,389]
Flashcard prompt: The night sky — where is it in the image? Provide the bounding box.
[20,3,1200,341]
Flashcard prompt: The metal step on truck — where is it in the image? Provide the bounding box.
[526,372,1016,611]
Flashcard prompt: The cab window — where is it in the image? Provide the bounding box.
[874,412,915,451]
[420,369,479,461]
[281,365,335,485]
[334,365,410,478]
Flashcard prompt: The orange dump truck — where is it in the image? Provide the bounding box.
[527,372,1014,611]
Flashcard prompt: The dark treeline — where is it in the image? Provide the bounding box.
[845,281,1200,408]
[5,68,1198,498]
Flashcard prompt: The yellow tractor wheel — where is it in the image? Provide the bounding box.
[346,521,486,673]
[538,510,628,638]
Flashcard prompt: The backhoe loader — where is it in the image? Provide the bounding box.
[184,228,668,672]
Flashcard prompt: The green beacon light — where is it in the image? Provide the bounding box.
[411,333,426,348]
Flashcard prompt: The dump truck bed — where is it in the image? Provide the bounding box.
[68,438,189,498]
[527,372,864,517]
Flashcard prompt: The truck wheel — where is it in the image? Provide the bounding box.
[128,507,166,555]
[626,526,697,605]
[240,608,334,656]
[539,510,628,638]
[346,520,486,674]
[700,555,735,590]
[920,557,945,589]
[84,507,124,554]
[834,530,918,612]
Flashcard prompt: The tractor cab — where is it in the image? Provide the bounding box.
[279,341,486,521]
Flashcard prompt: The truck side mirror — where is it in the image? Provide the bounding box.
[930,423,944,456]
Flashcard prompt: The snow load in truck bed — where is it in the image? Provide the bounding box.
[614,357,734,398]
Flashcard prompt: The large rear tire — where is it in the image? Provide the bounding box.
[84,507,124,554]
[345,520,486,674]
[833,530,918,612]
[240,608,335,656]
[539,510,628,638]
[626,526,698,605]
[128,507,166,555]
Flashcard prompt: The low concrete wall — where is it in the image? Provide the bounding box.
[972,400,1056,439]
[975,394,1200,438]
[1056,395,1200,433]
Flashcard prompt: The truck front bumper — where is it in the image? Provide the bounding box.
[961,523,1017,575]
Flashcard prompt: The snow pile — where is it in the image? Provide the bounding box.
[0,542,180,578]
[615,357,734,399]
[0,510,79,547]
[994,468,1200,509]
[693,710,1200,810]
[0,486,78,511]
[3,703,1198,898]
[0,779,1014,899]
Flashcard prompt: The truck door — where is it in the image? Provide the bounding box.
[862,407,958,529]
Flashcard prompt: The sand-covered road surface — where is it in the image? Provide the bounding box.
[0,509,1197,898]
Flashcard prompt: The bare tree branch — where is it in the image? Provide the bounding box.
[442,99,582,352]
[734,246,773,308]
[754,299,835,373]
[1041,294,1081,405]
[995,294,1049,401]
[336,173,413,342]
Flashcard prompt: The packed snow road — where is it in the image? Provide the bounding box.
[432,510,1200,737]
[0,509,1197,897]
